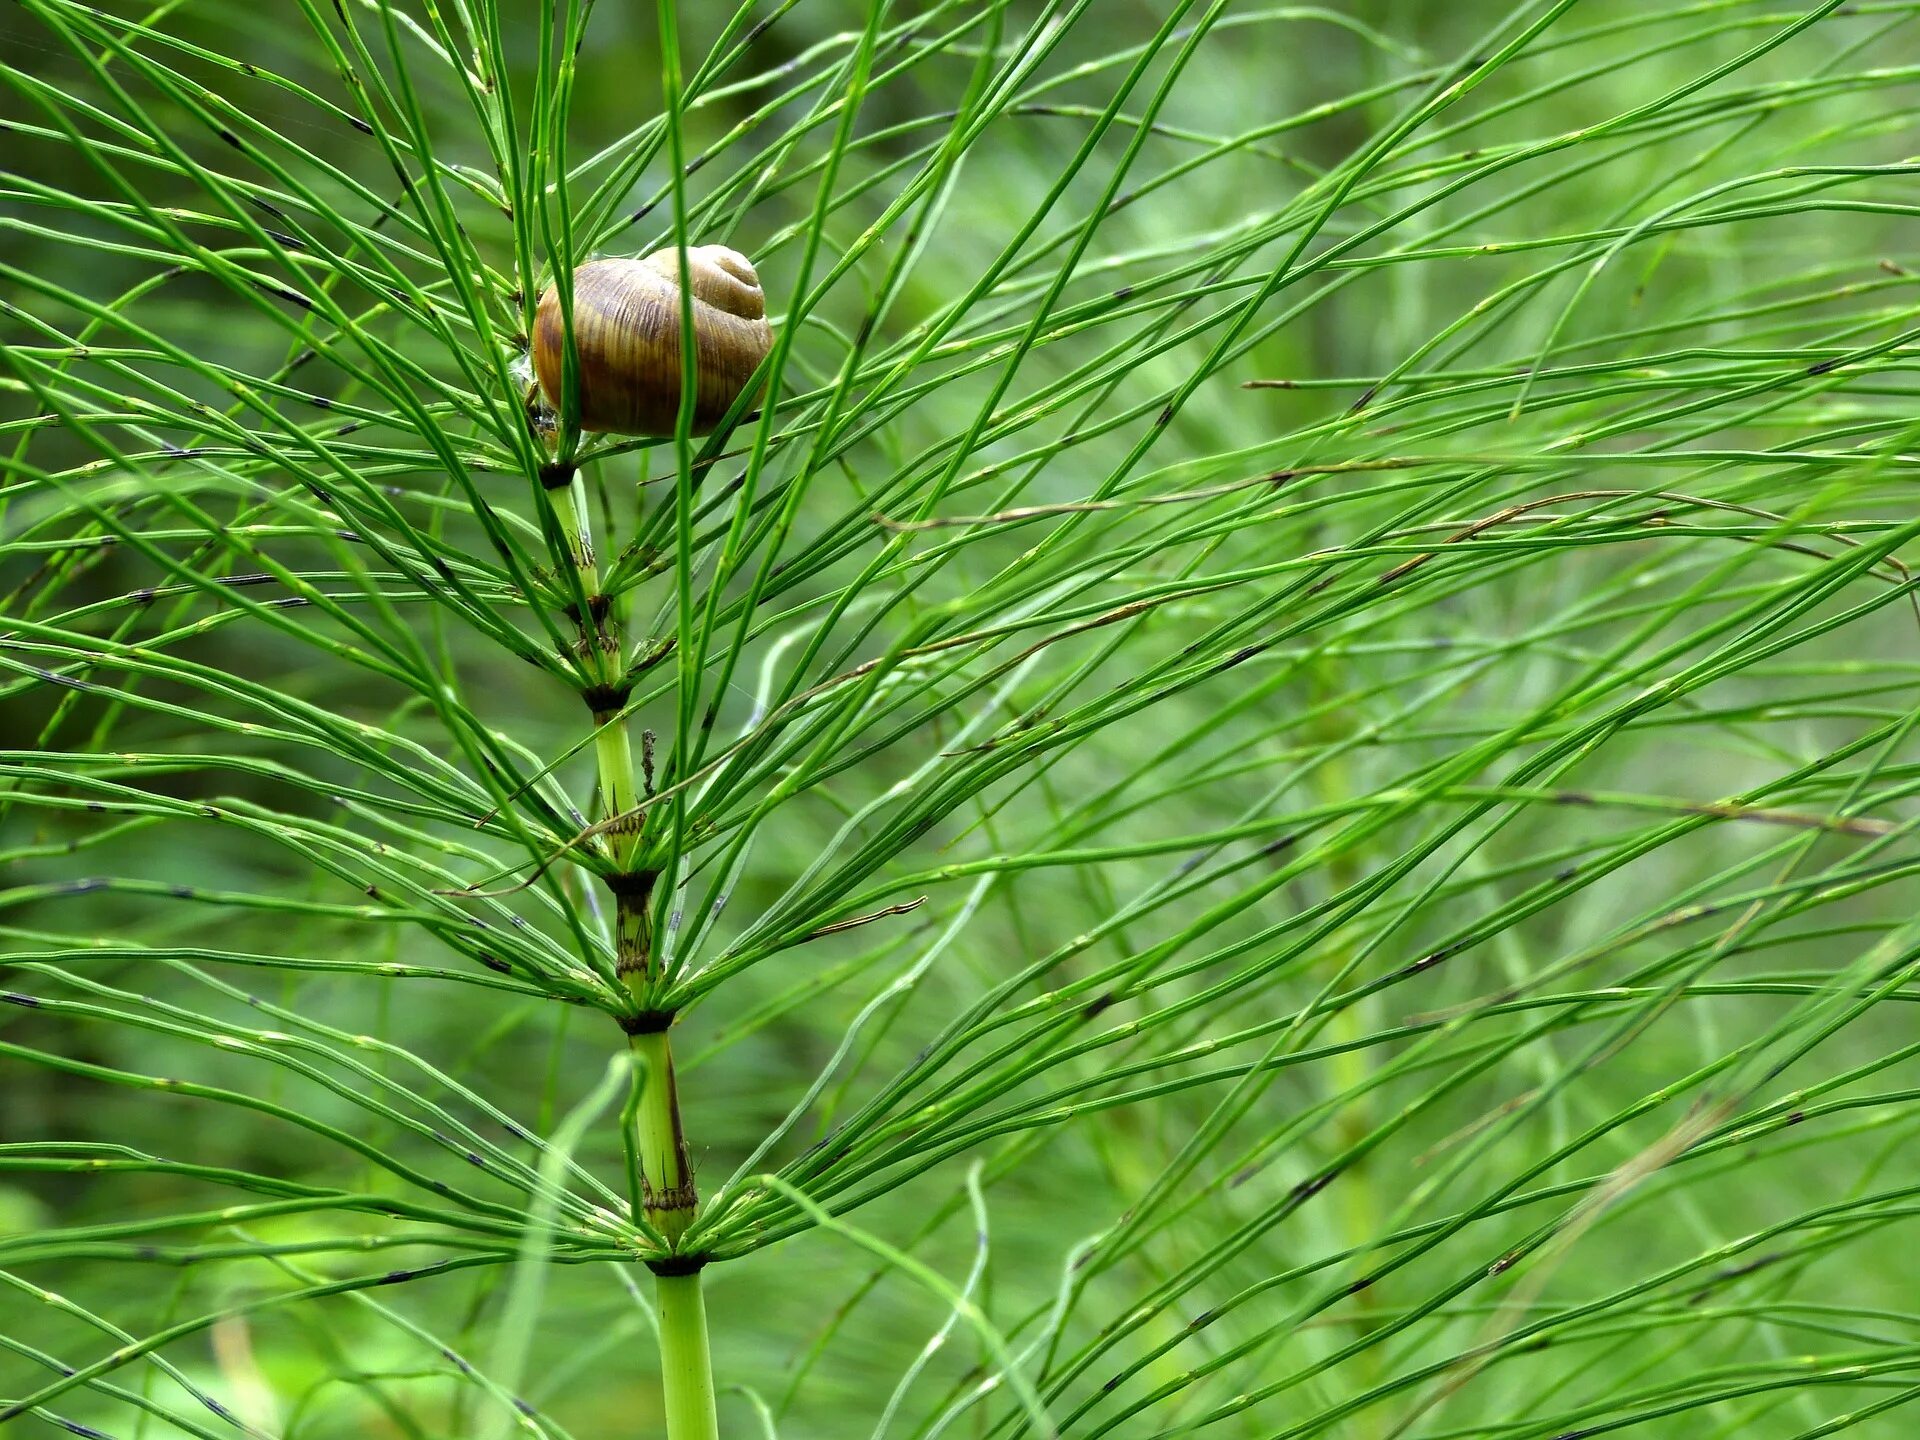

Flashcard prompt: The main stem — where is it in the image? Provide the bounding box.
[656,1270,720,1439]
[547,469,717,1440]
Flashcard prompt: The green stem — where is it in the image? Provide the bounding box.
[551,477,599,605]
[594,718,645,872]
[656,1269,720,1440]
[542,461,713,1436]
[629,1027,696,1241]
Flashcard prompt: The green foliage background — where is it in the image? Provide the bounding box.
[5,2,1920,1437]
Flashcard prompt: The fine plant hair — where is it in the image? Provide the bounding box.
[5,2,1920,1438]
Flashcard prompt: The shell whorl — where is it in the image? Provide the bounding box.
[533,245,772,437]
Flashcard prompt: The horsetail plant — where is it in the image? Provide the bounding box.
[7,2,1920,1438]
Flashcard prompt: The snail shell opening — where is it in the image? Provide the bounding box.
[533,245,773,437]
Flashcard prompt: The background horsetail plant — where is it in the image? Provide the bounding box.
[6,1,1920,1437]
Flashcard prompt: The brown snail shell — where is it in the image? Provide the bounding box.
[533,245,773,436]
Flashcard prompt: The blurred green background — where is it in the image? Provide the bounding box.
[7,2,1920,1437]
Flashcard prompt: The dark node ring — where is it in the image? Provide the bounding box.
[604,869,657,899]
[539,460,576,490]
[644,1253,709,1277]
[618,1008,675,1035]
[581,682,634,715]
[566,593,614,628]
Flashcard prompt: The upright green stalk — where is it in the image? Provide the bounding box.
[544,465,714,1439]
[629,1028,696,1233]
[656,1269,720,1440]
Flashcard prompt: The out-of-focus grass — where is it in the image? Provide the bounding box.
[6,3,1920,1438]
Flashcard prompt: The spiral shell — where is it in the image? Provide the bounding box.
[533,245,772,437]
